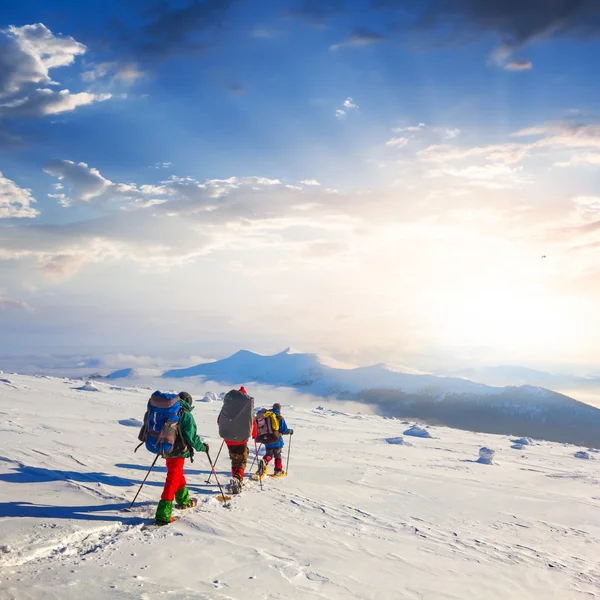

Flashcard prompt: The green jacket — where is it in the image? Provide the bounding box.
[172,399,207,458]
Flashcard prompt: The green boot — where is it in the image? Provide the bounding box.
[175,486,191,508]
[155,499,174,524]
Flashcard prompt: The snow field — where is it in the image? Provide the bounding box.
[0,374,599,599]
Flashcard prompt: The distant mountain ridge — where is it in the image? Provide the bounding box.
[160,348,600,447]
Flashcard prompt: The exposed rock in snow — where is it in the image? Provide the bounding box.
[118,418,143,428]
[574,451,592,460]
[404,425,432,438]
[73,381,100,392]
[199,392,217,403]
[511,444,525,450]
[385,437,412,446]
[477,447,495,465]
[511,437,534,446]
[218,392,226,400]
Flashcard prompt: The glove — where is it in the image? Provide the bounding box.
[204,442,210,453]
[287,429,294,435]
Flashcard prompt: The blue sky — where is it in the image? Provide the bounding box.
[1,0,600,373]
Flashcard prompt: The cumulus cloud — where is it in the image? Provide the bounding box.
[44,160,115,204]
[335,109,346,118]
[0,23,111,136]
[0,171,39,218]
[343,97,358,109]
[0,24,86,97]
[0,88,110,117]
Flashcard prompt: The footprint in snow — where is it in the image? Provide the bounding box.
[305,571,329,583]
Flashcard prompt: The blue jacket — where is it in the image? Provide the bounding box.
[265,409,289,449]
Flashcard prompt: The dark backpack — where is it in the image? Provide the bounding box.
[218,389,254,442]
[137,391,188,457]
[255,409,281,445]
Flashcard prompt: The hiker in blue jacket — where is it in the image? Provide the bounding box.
[257,403,293,476]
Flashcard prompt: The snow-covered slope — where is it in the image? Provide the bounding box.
[0,374,599,599]
[162,349,600,447]
[92,367,163,380]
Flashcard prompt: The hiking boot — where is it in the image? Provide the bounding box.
[257,459,267,477]
[230,476,243,495]
[175,497,198,510]
[155,516,176,526]
[273,468,284,476]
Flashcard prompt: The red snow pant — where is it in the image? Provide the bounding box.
[265,447,283,471]
[161,457,187,501]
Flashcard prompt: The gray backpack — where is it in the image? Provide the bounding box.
[218,389,254,442]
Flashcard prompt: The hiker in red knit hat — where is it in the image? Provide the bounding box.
[217,386,256,494]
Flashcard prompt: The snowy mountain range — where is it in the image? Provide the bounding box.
[443,365,600,392]
[157,348,600,448]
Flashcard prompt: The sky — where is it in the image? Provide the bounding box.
[1,0,600,374]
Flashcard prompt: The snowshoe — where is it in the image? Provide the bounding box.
[144,516,176,530]
[175,497,198,510]
[229,476,243,495]
[252,459,267,481]
[269,469,286,479]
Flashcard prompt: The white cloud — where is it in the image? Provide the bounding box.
[504,59,533,71]
[427,164,526,189]
[343,97,358,110]
[301,179,321,186]
[555,153,600,167]
[512,123,600,150]
[335,109,346,118]
[0,171,39,218]
[0,88,110,117]
[418,142,532,164]
[44,160,113,203]
[330,29,386,51]
[444,128,461,139]
[1,24,86,97]
[82,61,145,84]
[393,123,426,134]
[385,137,409,148]
[572,196,600,222]
[0,24,111,121]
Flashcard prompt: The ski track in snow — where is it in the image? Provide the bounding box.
[0,374,599,599]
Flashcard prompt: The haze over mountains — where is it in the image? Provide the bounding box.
[151,348,600,448]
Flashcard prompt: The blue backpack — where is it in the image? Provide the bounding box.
[136,391,186,457]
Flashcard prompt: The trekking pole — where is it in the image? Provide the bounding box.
[206,449,230,508]
[249,442,263,473]
[253,439,264,491]
[126,454,159,511]
[285,433,293,475]
[205,440,225,483]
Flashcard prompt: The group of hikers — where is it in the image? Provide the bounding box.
[136,386,293,525]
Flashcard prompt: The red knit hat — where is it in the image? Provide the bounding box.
[239,386,247,394]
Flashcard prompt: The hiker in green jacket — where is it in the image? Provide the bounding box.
[155,392,208,525]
